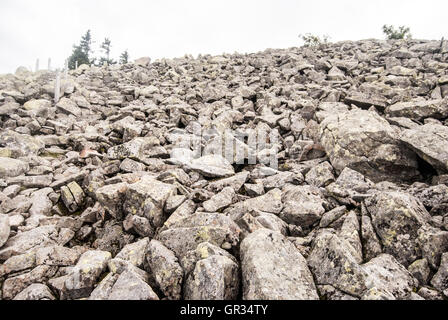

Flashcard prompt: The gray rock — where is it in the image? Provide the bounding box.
[108,270,159,300]
[364,191,431,266]
[123,175,176,228]
[400,123,448,174]
[189,155,235,178]
[319,109,419,182]
[2,265,58,300]
[0,225,59,261]
[305,161,335,187]
[95,182,128,219]
[203,186,235,212]
[386,99,448,121]
[146,239,183,300]
[417,225,448,269]
[156,212,241,259]
[185,254,239,300]
[241,229,319,300]
[63,250,112,299]
[308,229,368,297]
[280,185,326,229]
[408,258,431,286]
[362,254,418,299]
[13,283,56,300]
[430,252,448,292]
[0,157,29,178]
[0,214,10,248]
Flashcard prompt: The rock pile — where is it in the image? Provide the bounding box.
[0,38,448,300]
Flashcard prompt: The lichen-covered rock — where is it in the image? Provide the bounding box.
[280,185,326,229]
[156,212,241,259]
[307,229,368,297]
[63,250,112,299]
[430,252,448,292]
[362,254,418,299]
[95,182,128,219]
[123,175,177,228]
[241,229,319,300]
[146,239,183,300]
[408,258,431,286]
[364,191,431,266]
[319,109,419,182]
[185,254,239,300]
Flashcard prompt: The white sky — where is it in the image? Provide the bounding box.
[0,0,447,74]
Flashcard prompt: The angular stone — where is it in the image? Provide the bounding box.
[319,109,419,182]
[400,123,448,174]
[364,191,431,266]
[13,283,55,300]
[108,270,159,300]
[203,187,235,212]
[241,229,318,300]
[63,250,112,299]
[146,240,183,300]
[123,176,176,228]
[95,182,128,219]
[0,157,29,178]
[185,254,239,300]
[156,212,241,259]
[189,155,235,178]
[280,185,326,229]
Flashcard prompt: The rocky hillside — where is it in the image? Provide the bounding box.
[1,38,448,300]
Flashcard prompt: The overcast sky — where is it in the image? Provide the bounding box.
[0,0,447,74]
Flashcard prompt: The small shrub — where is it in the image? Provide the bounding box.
[382,25,412,40]
[299,33,330,47]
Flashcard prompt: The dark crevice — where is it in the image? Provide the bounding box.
[416,154,438,182]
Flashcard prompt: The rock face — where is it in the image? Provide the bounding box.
[319,109,419,182]
[241,229,319,300]
[1,38,448,300]
[400,123,448,174]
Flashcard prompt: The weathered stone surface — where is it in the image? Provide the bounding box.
[108,270,159,300]
[0,157,29,178]
[0,225,59,261]
[123,176,177,228]
[364,191,431,266]
[319,109,419,182]
[308,229,368,297]
[146,239,183,300]
[280,185,326,229]
[63,250,112,299]
[386,99,448,121]
[203,186,235,212]
[0,214,10,248]
[241,229,319,300]
[185,254,239,300]
[13,283,56,300]
[189,155,235,178]
[400,123,448,174]
[95,182,128,219]
[156,212,241,259]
